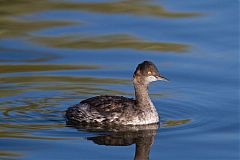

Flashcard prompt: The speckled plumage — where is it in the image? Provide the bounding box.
[66,61,168,126]
[66,95,136,125]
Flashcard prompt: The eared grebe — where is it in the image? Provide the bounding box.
[66,61,168,126]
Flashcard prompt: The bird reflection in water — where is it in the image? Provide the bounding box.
[68,123,159,160]
[67,119,191,160]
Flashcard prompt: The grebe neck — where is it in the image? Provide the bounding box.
[134,137,153,160]
[133,81,153,110]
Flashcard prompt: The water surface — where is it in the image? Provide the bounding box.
[0,0,239,160]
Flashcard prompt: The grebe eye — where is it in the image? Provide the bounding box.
[148,71,152,75]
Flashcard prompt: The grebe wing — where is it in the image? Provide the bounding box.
[66,95,136,124]
[80,95,136,112]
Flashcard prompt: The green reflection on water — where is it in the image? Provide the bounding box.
[0,18,77,38]
[53,0,202,18]
[0,151,23,158]
[0,76,128,84]
[0,64,100,74]
[0,49,60,63]
[0,0,201,18]
[163,119,192,127]
[33,34,189,52]
[0,123,65,130]
[0,0,197,53]
[0,131,69,140]
[0,75,129,98]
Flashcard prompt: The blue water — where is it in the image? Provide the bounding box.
[0,0,239,159]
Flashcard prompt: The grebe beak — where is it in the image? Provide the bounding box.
[156,75,169,82]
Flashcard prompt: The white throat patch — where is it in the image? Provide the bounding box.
[146,75,157,83]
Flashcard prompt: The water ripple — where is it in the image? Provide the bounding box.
[157,98,217,137]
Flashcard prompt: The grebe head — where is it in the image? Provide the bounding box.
[133,61,168,85]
